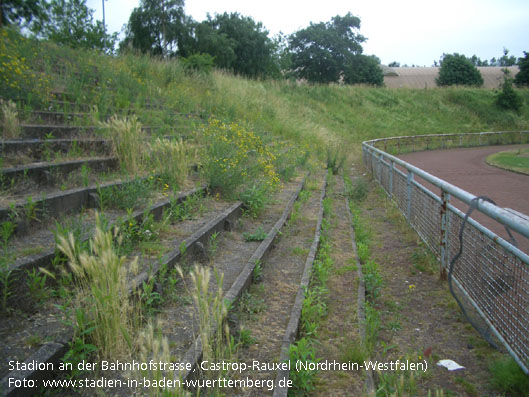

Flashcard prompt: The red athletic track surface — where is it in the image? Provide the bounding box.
[398,144,529,255]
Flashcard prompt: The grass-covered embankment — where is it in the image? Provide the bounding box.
[3,27,529,156]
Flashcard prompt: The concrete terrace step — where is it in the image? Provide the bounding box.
[0,189,239,396]
[1,138,111,159]
[1,156,118,185]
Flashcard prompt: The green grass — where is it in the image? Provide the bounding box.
[486,147,529,175]
[3,27,529,161]
[489,356,529,396]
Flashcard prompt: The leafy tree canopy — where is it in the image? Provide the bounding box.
[288,13,382,85]
[0,0,47,27]
[514,51,529,87]
[30,0,116,53]
[436,53,483,87]
[469,48,518,67]
[120,0,187,57]
[187,12,278,78]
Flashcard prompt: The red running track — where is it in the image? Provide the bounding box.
[398,144,529,254]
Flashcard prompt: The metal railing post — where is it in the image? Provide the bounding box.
[371,151,376,179]
[377,153,382,183]
[440,191,450,280]
[389,160,394,199]
[406,170,414,221]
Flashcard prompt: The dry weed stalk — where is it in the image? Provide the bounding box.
[134,320,189,396]
[57,213,140,360]
[100,114,146,174]
[149,137,191,186]
[1,99,20,139]
[188,265,235,383]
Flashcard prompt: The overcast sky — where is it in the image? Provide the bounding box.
[87,0,529,66]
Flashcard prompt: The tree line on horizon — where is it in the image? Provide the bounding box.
[1,0,528,89]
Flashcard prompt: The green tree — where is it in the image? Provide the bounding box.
[490,48,517,67]
[120,0,187,57]
[514,51,529,87]
[189,12,278,78]
[470,55,489,66]
[495,69,522,112]
[0,0,47,27]
[344,54,383,85]
[435,53,483,87]
[288,13,383,85]
[31,0,116,52]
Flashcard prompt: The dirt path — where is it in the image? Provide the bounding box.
[399,144,529,253]
[234,172,326,396]
[354,173,507,396]
[312,174,365,395]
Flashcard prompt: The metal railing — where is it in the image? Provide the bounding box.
[362,131,529,374]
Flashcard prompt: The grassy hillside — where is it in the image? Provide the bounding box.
[3,28,529,155]
[3,27,529,397]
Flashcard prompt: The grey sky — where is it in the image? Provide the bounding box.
[87,0,529,66]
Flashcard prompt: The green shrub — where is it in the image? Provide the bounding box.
[239,183,269,218]
[201,119,281,199]
[289,337,319,393]
[496,69,523,112]
[181,53,215,74]
[436,53,483,87]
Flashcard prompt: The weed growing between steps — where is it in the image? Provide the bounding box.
[56,213,141,361]
[288,174,334,394]
[0,99,20,139]
[134,320,190,397]
[200,118,281,205]
[100,115,194,190]
[0,219,16,312]
[347,175,423,394]
[45,212,237,394]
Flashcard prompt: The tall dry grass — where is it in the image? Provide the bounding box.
[185,265,235,385]
[1,99,20,139]
[134,320,189,396]
[101,115,146,174]
[149,137,192,187]
[57,213,140,360]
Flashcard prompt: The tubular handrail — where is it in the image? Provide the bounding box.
[362,140,529,240]
[362,130,529,375]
